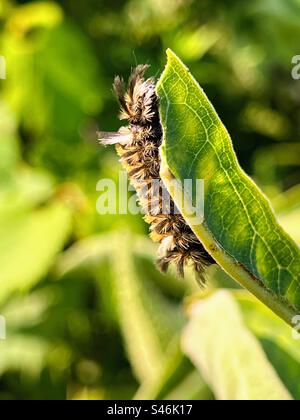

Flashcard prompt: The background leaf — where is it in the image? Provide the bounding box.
[182,291,292,400]
[0,203,72,304]
[58,232,186,384]
[236,291,300,399]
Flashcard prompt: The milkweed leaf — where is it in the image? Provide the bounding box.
[157,49,300,324]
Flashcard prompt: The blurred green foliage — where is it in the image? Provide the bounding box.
[0,0,299,400]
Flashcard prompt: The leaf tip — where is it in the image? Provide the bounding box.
[157,49,183,90]
[166,48,180,64]
[165,48,190,75]
[166,48,175,58]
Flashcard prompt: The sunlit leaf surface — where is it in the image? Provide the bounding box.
[157,50,300,322]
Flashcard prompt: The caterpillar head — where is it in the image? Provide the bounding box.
[98,65,161,147]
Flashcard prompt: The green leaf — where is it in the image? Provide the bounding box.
[157,49,300,325]
[236,291,300,399]
[134,338,213,400]
[134,339,190,400]
[163,370,213,400]
[0,203,72,305]
[57,232,185,384]
[0,168,54,220]
[237,291,300,364]
[279,207,300,247]
[272,184,300,214]
[109,232,185,383]
[182,291,292,400]
[0,335,48,378]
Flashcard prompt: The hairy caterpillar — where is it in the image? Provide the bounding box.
[99,65,214,284]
